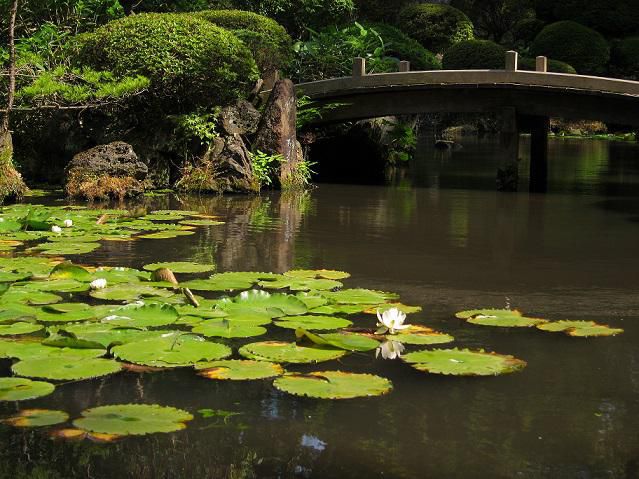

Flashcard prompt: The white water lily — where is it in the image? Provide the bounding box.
[51,225,62,233]
[376,340,405,360]
[376,307,410,335]
[63,219,73,227]
[90,278,108,290]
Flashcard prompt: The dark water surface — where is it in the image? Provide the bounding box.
[1,138,639,478]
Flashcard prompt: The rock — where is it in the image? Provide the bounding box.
[65,141,148,199]
[66,142,147,180]
[220,100,262,135]
[253,79,300,187]
[0,129,28,202]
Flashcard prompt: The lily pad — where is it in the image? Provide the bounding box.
[456,309,547,327]
[195,360,284,380]
[297,329,379,352]
[44,303,91,313]
[178,219,224,226]
[102,302,179,328]
[1,288,62,305]
[0,339,105,360]
[239,341,346,364]
[0,322,44,336]
[402,348,527,376]
[322,289,399,305]
[49,262,92,282]
[0,378,55,401]
[273,371,392,399]
[142,262,216,273]
[284,269,351,280]
[55,323,171,349]
[182,272,276,292]
[12,357,123,381]
[112,333,232,367]
[192,320,267,339]
[4,409,69,427]
[258,277,343,291]
[364,303,423,315]
[34,242,102,255]
[224,290,308,316]
[274,315,352,331]
[537,320,623,337]
[90,284,173,301]
[73,404,193,436]
[138,231,195,239]
[391,325,455,346]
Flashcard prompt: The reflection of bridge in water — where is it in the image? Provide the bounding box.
[294,52,639,191]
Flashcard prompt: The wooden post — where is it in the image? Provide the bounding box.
[536,56,548,73]
[353,57,366,77]
[505,51,518,72]
[399,61,410,73]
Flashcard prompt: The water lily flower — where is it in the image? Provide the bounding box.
[90,278,108,290]
[63,219,73,227]
[51,225,62,233]
[376,307,410,335]
[376,340,405,360]
[0,218,4,222]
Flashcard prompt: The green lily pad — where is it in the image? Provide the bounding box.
[274,315,352,331]
[284,269,351,280]
[25,279,89,293]
[43,303,91,313]
[364,303,423,315]
[537,320,623,337]
[310,304,371,315]
[90,284,173,301]
[142,213,186,221]
[296,329,379,352]
[49,262,93,282]
[35,308,97,323]
[0,271,31,282]
[4,409,69,427]
[0,378,55,401]
[239,341,346,364]
[0,322,44,336]
[12,357,122,381]
[391,325,455,346]
[0,339,105,360]
[182,272,276,292]
[456,309,547,327]
[102,302,179,328]
[195,360,284,380]
[322,289,399,305]
[34,242,102,255]
[192,320,267,339]
[58,323,172,349]
[296,293,329,310]
[402,348,527,376]
[258,277,343,291]
[178,219,224,226]
[224,290,308,317]
[112,333,232,367]
[138,231,195,239]
[273,371,392,399]
[73,404,193,436]
[142,262,216,273]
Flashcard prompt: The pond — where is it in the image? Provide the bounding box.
[0,137,638,478]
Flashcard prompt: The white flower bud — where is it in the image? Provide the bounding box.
[90,278,108,290]
[63,219,73,227]
[51,225,62,234]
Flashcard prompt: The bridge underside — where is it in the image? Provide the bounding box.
[302,84,639,127]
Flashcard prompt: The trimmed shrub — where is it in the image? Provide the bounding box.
[367,23,441,71]
[71,13,259,109]
[530,21,610,75]
[398,3,474,53]
[442,40,506,70]
[610,37,639,80]
[512,18,545,47]
[195,10,292,75]
[518,57,577,74]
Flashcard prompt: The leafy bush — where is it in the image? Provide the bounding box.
[290,22,439,83]
[71,13,259,109]
[451,0,535,42]
[195,10,292,75]
[365,23,441,71]
[610,37,639,80]
[352,0,413,23]
[442,40,506,70]
[512,18,545,47]
[518,57,577,74]
[398,3,474,53]
[530,21,610,75]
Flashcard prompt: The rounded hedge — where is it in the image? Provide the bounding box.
[530,21,610,75]
[512,18,546,47]
[518,57,577,74]
[398,3,474,54]
[195,10,292,75]
[442,40,506,70]
[366,23,441,71]
[540,0,639,38]
[72,13,259,108]
[610,37,639,79]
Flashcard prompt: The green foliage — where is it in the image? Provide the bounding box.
[450,0,535,42]
[174,110,220,146]
[16,66,149,105]
[352,0,413,23]
[530,21,610,75]
[195,10,292,75]
[385,120,417,165]
[443,40,506,70]
[250,150,283,187]
[363,23,441,71]
[518,57,576,74]
[398,3,474,53]
[610,37,639,80]
[512,18,546,48]
[71,13,259,109]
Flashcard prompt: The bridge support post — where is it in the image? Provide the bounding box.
[353,57,366,77]
[529,115,550,193]
[497,107,520,191]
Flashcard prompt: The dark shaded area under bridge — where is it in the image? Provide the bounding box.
[294,54,639,192]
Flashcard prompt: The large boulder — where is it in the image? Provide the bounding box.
[253,79,301,188]
[220,100,262,135]
[65,141,148,200]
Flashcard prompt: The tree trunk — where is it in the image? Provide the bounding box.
[2,0,18,134]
